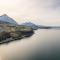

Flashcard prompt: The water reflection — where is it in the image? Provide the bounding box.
[0,29,60,60]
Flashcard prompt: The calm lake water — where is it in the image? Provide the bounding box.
[0,29,60,60]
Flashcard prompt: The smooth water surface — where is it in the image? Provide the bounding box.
[0,29,60,60]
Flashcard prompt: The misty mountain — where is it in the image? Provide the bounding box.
[21,22,39,30]
[0,14,17,25]
[21,22,52,30]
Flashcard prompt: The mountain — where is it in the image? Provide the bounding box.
[0,14,17,25]
[21,22,39,30]
[21,22,52,30]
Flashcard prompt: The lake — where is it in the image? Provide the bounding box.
[0,29,60,60]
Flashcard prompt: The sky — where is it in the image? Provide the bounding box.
[0,0,60,25]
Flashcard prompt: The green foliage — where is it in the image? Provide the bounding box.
[13,25,32,32]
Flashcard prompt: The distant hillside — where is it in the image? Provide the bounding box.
[21,22,39,30]
[21,22,51,30]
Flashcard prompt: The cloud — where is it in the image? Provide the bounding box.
[25,0,60,25]
[52,0,60,9]
[0,0,60,25]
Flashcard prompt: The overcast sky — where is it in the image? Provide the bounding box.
[0,0,60,25]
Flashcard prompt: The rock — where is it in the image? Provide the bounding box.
[0,24,34,44]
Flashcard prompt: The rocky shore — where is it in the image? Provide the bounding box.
[0,24,34,44]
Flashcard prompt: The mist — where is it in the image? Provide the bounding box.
[0,0,60,25]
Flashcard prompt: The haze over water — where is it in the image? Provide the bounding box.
[0,29,60,60]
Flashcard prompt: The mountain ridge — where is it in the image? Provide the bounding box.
[21,22,39,30]
[0,14,17,25]
[21,22,52,30]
